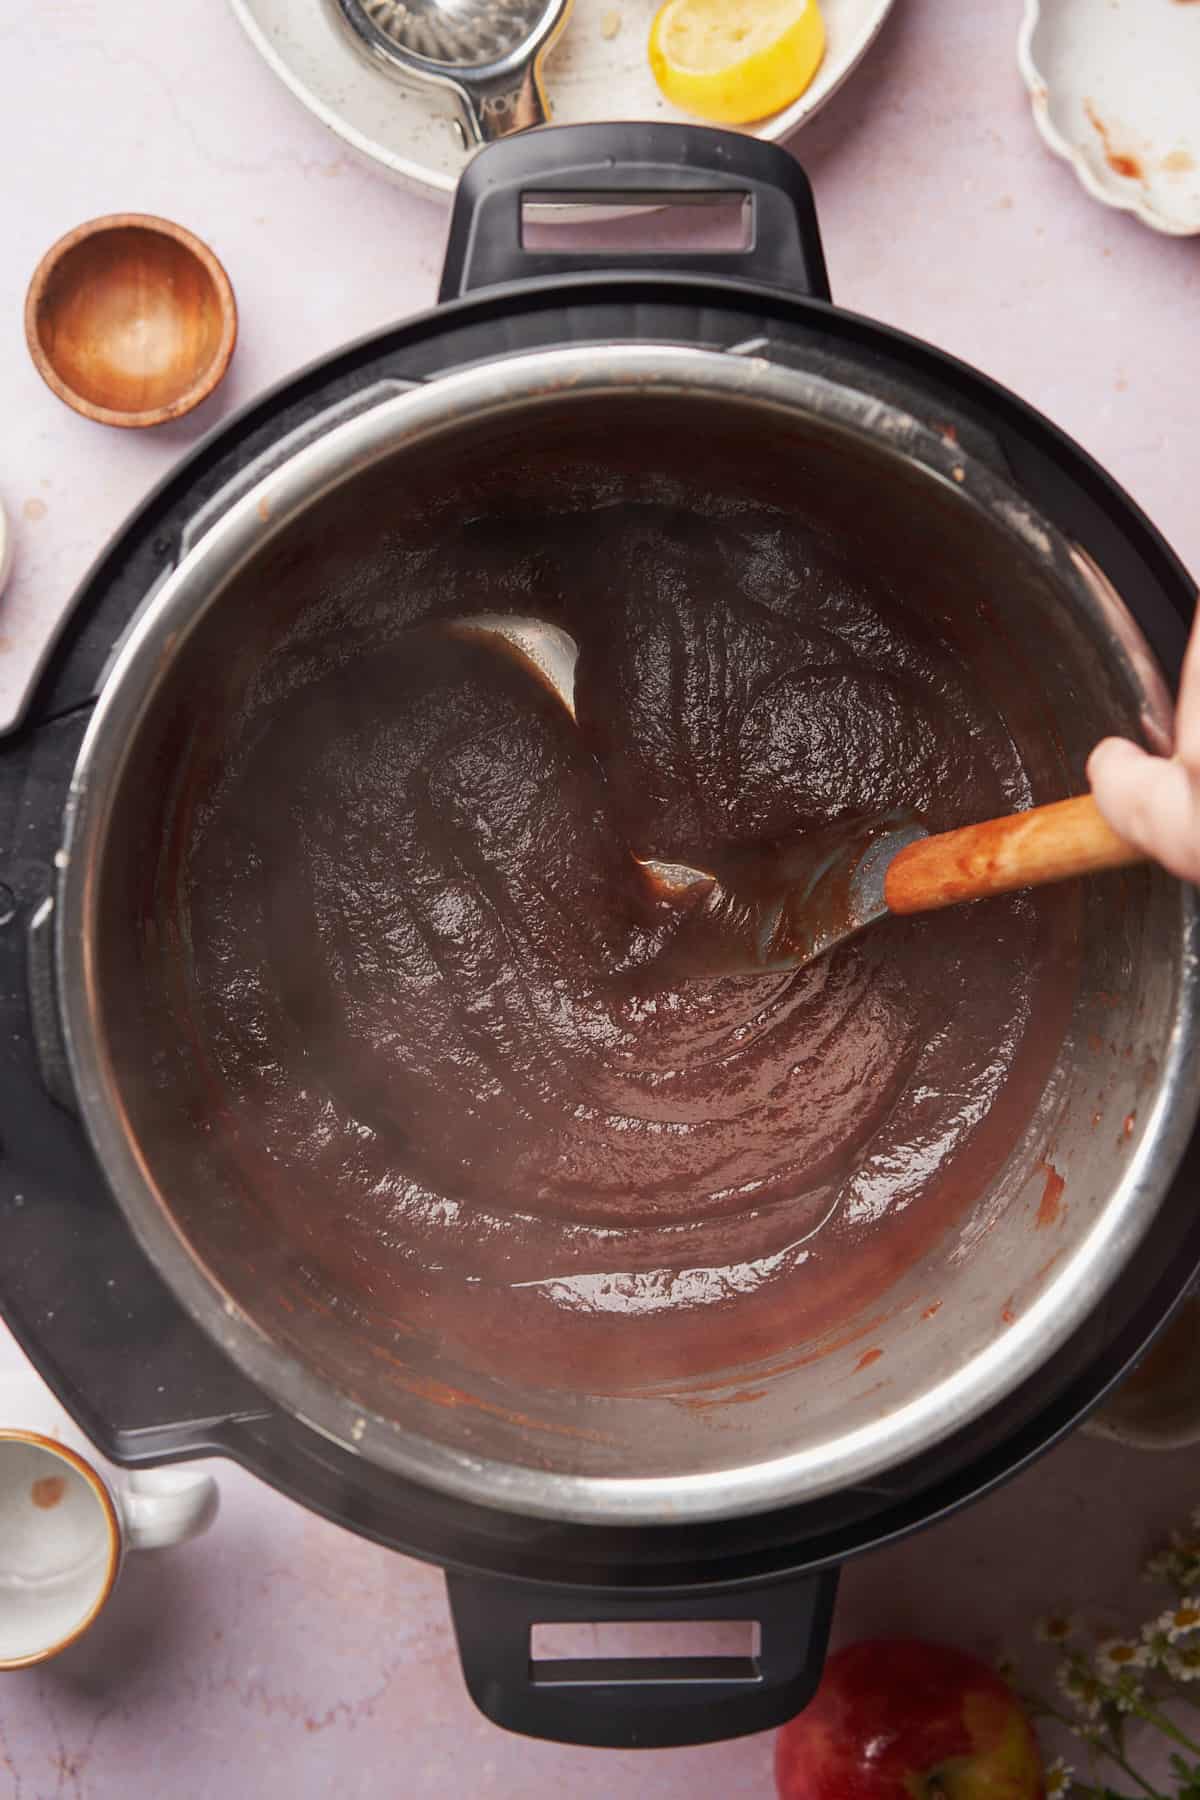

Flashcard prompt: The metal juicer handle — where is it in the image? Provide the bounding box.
[456,57,553,144]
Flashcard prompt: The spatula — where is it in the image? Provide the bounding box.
[447,614,1142,977]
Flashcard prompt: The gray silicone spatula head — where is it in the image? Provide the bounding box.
[647,815,931,979]
[336,0,573,145]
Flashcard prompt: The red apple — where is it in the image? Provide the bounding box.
[776,1639,1044,1800]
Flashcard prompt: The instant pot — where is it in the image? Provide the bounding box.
[2,125,1198,1749]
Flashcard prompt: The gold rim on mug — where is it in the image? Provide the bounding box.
[0,1430,122,1669]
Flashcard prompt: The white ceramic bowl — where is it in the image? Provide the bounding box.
[0,500,12,600]
[1019,0,1200,237]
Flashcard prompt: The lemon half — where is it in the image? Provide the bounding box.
[649,0,826,126]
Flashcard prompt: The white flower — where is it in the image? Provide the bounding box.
[1154,1597,1200,1642]
[1095,1637,1149,1678]
[1109,1670,1143,1714]
[1143,1547,1183,1584]
[1045,1759,1074,1797]
[1036,1613,1077,1645]
[1056,1659,1104,1720]
[1068,1722,1106,1748]
[1166,1640,1200,1682]
[1140,1622,1172,1668]
[1145,1531,1200,1585]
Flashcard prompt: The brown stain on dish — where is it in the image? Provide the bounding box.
[295,1292,332,1318]
[1036,1159,1065,1229]
[658,1311,901,1398]
[751,1316,891,1383]
[1035,1248,1066,1285]
[921,1301,942,1321]
[1001,1302,1017,1326]
[1083,99,1143,180]
[1122,1111,1136,1142]
[1162,149,1196,172]
[23,497,47,522]
[368,1347,612,1444]
[855,1348,883,1372]
[31,1475,66,1509]
[257,496,272,523]
[677,1387,769,1412]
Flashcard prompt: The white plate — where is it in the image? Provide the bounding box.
[0,501,11,602]
[230,0,897,200]
[1019,0,1200,237]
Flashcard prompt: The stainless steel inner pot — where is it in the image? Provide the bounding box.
[56,344,1199,1525]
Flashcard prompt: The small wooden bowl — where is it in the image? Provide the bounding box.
[25,214,238,429]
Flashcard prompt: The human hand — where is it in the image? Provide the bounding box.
[1088,608,1200,886]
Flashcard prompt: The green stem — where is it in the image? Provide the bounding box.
[1018,1696,1086,1733]
[1132,1700,1200,1756]
[1016,1691,1082,1730]
[1015,1693,1165,1799]
[1099,1746,1167,1799]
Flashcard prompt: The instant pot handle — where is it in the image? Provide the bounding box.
[438,123,831,303]
[445,1565,837,1748]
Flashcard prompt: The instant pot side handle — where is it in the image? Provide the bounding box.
[438,122,832,304]
[445,1564,838,1748]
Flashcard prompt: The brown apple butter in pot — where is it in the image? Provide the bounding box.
[181,502,1074,1391]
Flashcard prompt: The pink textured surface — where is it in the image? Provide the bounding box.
[2,1312,1199,1798]
[1,0,1198,1793]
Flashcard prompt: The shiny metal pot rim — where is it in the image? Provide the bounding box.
[55,342,1200,1525]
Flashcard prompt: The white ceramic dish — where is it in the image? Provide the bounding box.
[0,500,12,601]
[230,0,897,200]
[0,1363,218,1668]
[1019,0,1200,238]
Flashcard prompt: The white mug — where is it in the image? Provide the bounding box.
[0,1365,219,1669]
[1083,1290,1200,1452]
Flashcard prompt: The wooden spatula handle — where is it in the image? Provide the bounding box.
[883,793,1141,916]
